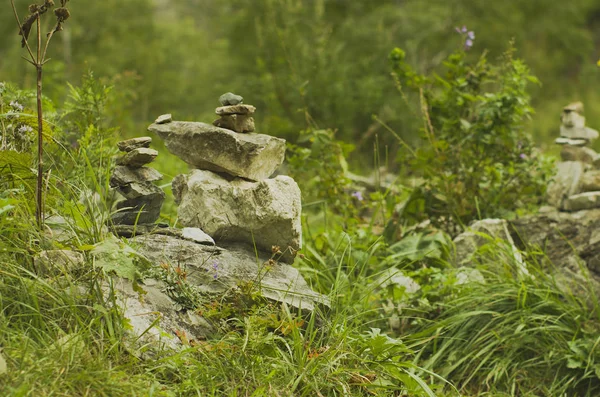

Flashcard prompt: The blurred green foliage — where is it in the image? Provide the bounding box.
[2,0,600,162]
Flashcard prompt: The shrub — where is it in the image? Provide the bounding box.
[390,45,553,235]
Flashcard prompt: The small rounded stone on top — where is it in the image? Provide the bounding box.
[216,104,256,116]
[563,101,584,115]
[219,92,243,106]
[117,137,152,152]
[155,113,173,124]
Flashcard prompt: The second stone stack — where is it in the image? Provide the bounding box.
[110,137,165,225]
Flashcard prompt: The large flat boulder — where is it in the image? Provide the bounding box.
[172,169,302,261]
[111,233,328,351]
[131,234,327,311]
[148,121,286,181]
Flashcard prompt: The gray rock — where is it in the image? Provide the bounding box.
[117,182,164,200]
[116,148,158,168]
[155,114,172,124]
[111,209,161,225]
[555,137,587,147]
[112,186,165,225]
[509,208,600,297]
[219,92,243,106]
[560,126,599,142]
[108,277,215,351]
[149,121,286,181]
[560,145,597,164]
[454,267,485,285]
[563,191,600,211]
[378,269,420,294]
[34,249,85,276]
[110,166,163,188]
[116,190,165,212]
[181,227,215,245]
[173,170,302,261]
[131,233,328,311]
[580,170,600,192]
[44,215,77,243]
[546,161,584,208]
[117,137,152,152]
[215,104,256,115]
[110,223,167,238]
[453,219,526,274]
[109,225,214,245]
[213,114,255,133]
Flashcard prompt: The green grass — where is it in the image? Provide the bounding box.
[411,262,600,396]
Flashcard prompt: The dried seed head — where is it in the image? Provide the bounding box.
[45,0,55,7]
[54,7,70,21]
[28,4,38,13]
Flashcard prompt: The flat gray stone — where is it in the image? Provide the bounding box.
[116,148,158,168]
[563,192,600,211]
[111,210,161,225]
[117,182,163,200]
[181,227,215,245]
[116,190,165,212]
[219,92,243,106]
[117,137,152,152]
[149,121,285,181]
[215,104,256,115]
[213,114,255,133]
[155,114,172,124]
[110,166,163,188]
[560,126,599,142]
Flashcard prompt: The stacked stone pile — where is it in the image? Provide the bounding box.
[213,92,256,133]
[149,93,302,262]
[548,102,600,211]
[110,137,165,226]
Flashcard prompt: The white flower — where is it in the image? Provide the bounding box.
[9,100,23,112]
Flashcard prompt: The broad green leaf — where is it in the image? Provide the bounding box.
[91,235,145,281]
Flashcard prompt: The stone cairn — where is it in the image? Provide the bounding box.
[547,102,600,211]
[212,92,256,133]
[109,137,165,228]
[148,93,302,262]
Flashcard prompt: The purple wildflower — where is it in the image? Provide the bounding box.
[351,191,364,202]
[455,26,475,50]
[212,261,219,280]
[519,153,527,160]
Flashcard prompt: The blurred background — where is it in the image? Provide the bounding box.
[2,0,600,164]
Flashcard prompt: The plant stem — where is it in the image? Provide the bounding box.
[36,15,43,228]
